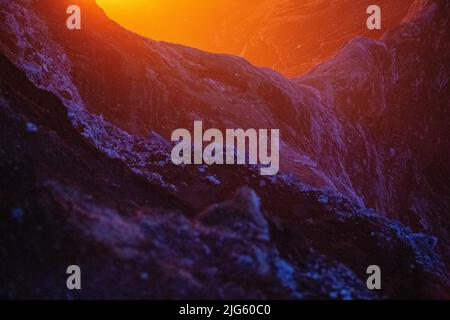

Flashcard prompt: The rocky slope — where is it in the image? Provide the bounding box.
[209,0,416,76]
[0,0,449,299]
[101,0,414,77]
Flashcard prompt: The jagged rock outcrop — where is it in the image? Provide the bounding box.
[0,0,449,299]
[198,187,270,241]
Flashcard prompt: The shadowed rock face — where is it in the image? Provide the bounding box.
[0,0,449,299]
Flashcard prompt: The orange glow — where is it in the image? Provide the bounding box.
[95,0,248,54]
[95,0,413,76]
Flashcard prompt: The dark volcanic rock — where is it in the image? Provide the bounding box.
[0,0,449,299]
[198,187,271,241]
[105,0,414,77]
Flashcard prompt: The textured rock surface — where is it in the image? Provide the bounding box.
[0,0,449,299]
[206,0,416,76]
[99,0,414,77]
